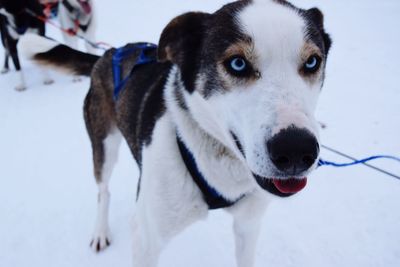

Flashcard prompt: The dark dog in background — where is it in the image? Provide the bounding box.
[0,0,52,90]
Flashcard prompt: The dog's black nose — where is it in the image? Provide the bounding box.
[267,127,319,175]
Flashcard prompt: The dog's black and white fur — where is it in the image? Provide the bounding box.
[22,0,331,265]
[58,0,96,53]
[0,0,53,90]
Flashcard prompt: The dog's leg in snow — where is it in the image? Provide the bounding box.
[9,42,26,91]
[90,127,121,252]
[130,124,209,266]
[15,70,27,91]
[83,85,122,252]
[131,207,164,267]
[131,164,170,267]
[40,67,54,85]
[230,193,269,267]
[1,52,9,74]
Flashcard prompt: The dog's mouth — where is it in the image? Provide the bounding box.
[253,174,307,197]
[229,131,308,197]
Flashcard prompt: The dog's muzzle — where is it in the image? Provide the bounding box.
[267,126,319,175]
[253,126,318,196]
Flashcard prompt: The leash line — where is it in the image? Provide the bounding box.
[25,8,112,51]
[320,144,400,180]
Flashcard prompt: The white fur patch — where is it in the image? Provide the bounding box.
[18,33,59,60]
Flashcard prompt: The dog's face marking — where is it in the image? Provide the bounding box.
[160,0,331,194]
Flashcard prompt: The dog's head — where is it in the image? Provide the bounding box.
[159,0,331,197]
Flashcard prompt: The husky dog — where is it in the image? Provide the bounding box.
[58,0,96,53]
[0,0,52,90]
[22,0,331,265]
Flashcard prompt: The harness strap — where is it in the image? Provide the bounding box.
[177,136,240,210]
[112,43,157,100]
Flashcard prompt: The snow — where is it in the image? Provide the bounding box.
[1,0,399,266]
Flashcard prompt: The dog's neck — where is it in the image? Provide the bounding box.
[166,67,236,162]
[164,66,257,201]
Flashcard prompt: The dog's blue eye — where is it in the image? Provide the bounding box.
[305,57,317,69]
[230,57,247,72]
[303,55,321,73]
[224,56,255,78]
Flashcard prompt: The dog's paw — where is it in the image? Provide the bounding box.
[15,84,27,91]
[43,78,54,85]
[1,68,9,74]
[90,231,111,252]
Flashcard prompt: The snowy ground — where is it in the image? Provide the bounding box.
[1,0,400,266]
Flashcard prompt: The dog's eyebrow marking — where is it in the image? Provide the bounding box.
[222,38,255,62]
[300,41,322,61]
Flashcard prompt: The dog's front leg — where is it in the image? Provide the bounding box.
[131,211,163,267]
[40,66,54,85]
[8,42,26,91]
[230,192,269,267]
[1,52,9,74]
[131,171,208,266]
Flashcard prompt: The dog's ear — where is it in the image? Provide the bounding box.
[306,8,325,29]
[158,12,210,92]
[158,12,210,64]
[306,8,332,55]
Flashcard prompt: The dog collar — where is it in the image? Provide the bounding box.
[176,135,239,210]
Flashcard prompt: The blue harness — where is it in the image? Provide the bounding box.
[112,43,158,100]
[177,136,242,209]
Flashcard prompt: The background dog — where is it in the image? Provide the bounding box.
[0,0,52,90]
[22,0,331,266]
[58,0,96,54]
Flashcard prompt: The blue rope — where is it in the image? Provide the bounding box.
[318,155,400,167]
[318,145,400,180]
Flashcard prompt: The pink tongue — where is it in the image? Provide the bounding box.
[272,178,307,194]
[80,2,92,14]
